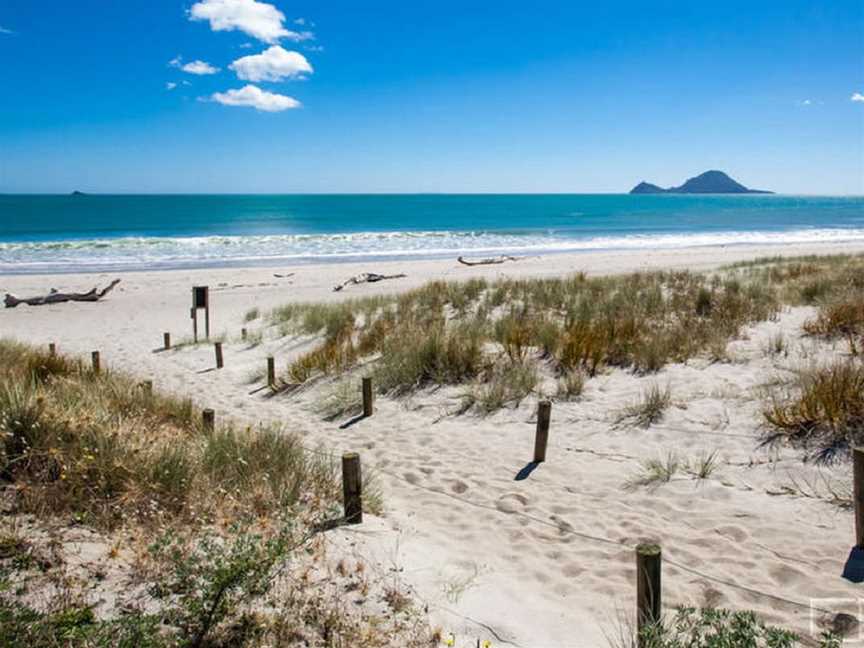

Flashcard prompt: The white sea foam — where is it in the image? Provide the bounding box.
[1,227,864,273]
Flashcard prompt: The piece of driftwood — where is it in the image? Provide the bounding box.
[4,279,121,308]
[333,272,406,292]
[457,255,522,266]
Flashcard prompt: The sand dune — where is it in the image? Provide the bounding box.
[2,241,862,647]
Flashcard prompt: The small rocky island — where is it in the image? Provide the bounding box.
[630,170,773,194]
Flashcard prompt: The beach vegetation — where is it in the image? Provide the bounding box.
[556,368,586,401]
[617,383,672,428]
[618,607,840,648]
[762,358,864,462]
[625,453,681,490]
[269,266,789,413]
[688,450,721,480]
[0,340,425,647]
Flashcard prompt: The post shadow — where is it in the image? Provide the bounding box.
[514,461,541,481]
[339,414,367,430]
[842,546,864,583]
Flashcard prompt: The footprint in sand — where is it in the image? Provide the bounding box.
[450,480,469,494]
[715,525,749,543]
[496,492,529,514]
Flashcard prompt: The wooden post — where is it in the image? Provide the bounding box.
[241,328,248,341]
[855,448,864,548]
[342,453,363,524]
[362,377,374,417]
[142,380,153,396]
[91,351,101,374]
[204,301,210,340]
[202,408,215,433]
[48,343,56,357]
[215,342,223,369]
[163,332,171,350]
[192,307,198,343]
[533,400,552,463]
[267,356,276,388]
[636,543,662,646]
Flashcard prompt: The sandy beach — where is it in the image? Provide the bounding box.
[3,240,864,647]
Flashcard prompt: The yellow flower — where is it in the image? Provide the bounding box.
[444,635,455,647]
[482,642,492,648]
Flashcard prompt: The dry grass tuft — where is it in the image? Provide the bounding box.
[617,383,672,428]
[763,359,864,462]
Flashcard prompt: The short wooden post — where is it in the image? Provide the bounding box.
[533,400,552,463]
[202,408,215,433]
[362,377,374,417]
[48,343,56,357]
[142,380,153,396]
[267,356,276,388]
[91,351,101,374]
[241,328,248,341]
[342,453,363,524]
[214,342,224,369]
[163,332,171,350]
[636,543,662,646]
[855,448,864,548]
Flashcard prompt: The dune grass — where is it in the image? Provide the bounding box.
[617,383,672,428]
[270,267,787,407]
[763,358,864,462]
[0,340,339,530]
[0,340,417,647]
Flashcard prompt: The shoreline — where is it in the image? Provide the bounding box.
[2,240,863,284]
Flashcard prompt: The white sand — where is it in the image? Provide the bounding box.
[2,240,863,647]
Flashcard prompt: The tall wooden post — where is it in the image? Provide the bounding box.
[163,332,171,350]
[636,543,662,647]
[241,328,248,341]
[48,343,57,357]
[215,342,224,369]
[267,356,276,388]
[362,377,374,417]
[533,400,552,463]
[192,286,210,341]
[855,448,864,548]
[342,453,363,524]
[202,408,215,433]
[91,351,101,374]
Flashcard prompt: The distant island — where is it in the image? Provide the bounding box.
[630,170,773,194]
[71,190,88,196]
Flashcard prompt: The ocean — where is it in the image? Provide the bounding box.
[0,194,862,273]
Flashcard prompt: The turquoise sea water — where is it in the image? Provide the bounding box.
[0,194,862,273]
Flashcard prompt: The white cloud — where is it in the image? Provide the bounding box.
[210,84,300,111]
[166,82,178,90]
[189,0,313,44]
[229,46,312,82]
[181,60,220,75]
[852,92,864,103]
[0,25,13,34]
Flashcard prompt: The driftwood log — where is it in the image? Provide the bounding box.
[4,279,121,308]
[457,255,522,266]
[333,272,406,292]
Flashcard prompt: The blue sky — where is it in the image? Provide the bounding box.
[1,0,862,194]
